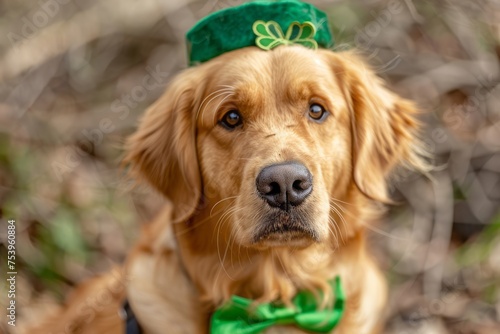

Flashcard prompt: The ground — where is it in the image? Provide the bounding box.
[0,1,499,333]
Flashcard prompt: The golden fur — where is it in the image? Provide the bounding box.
[24,46,426,334]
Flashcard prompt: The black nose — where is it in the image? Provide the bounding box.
[256,162,313,211]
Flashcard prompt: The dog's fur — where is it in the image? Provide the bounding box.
[25,46,426,334]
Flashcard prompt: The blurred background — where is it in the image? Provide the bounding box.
[0,0,499,333]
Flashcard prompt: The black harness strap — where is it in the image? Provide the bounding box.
[122,300,143,334]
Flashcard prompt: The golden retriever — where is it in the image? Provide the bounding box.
[25,45,426,334]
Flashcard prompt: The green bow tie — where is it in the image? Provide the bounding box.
[210,276,345,334]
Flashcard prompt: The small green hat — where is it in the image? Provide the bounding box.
[186,0,334,65]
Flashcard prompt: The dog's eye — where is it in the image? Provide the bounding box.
[220,110,243,129]
[308,103,328,122]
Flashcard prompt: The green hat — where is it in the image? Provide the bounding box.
[186,0,334,65]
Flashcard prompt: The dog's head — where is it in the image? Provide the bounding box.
[125,46,425,250]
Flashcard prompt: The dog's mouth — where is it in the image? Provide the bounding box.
[253,210,318,247]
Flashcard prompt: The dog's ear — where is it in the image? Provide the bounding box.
[326,51,427,202]
[124,67,207,222]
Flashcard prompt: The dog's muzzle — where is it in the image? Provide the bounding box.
[253,161,317,244]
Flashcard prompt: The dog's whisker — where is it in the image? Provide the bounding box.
[214,206,247,281]
[328,201,356,238]
[200,91,235,126]
[214,206,240,240]
[217,84,237,91]
[196,88,234,122]
[214,209,237,282]
[329,199,357,220]
[220,224,234,277]
[175,207,228,237]
[177,201,231,232]
[327,216,340,246]
[330,202,348,244]
[186,199,238,241]
[331,205,352,241]
[211,93,235,126]
[329,204,347,245]
[228,224,241,267]
[196,88,233,118]
[214,205,252,288]
[245,239,253,264]
[327,208,344,246]
[197,87,233,108]
[210,196,238,217]
[329,197,355,207]
[224,210,246,269]
[329,200,409,241]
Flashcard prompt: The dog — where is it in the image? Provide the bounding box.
[25,45,426,334]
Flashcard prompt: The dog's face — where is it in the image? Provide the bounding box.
[195,47,351,248]
[125,46,423,250]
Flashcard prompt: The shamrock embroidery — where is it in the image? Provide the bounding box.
[252,20,318,51]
